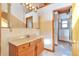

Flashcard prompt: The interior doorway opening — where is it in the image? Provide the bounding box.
[53,6,72,56]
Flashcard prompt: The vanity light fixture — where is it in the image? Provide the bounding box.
[25,3,29,5]
[23,3,49,12]
[28,4,32,7]
[32,6,35,9]
[29,7,32,10]
[55,11,58,14]
[23,3,38,12]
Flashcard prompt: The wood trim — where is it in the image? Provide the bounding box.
[53,6,72,13]
[0,3,1,55]
[53,5,72,47]
[44,48,54,52]
[52,16,54,52]
[36,3,49,9]
[26,16,32,19]
[58,40,71,43]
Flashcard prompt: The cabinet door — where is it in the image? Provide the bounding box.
[18,46,35,56]
[18,43,35,56]
[18,43,29,53]
[9,43,18,56]
[36,39,44,55]
[26,46,35,56]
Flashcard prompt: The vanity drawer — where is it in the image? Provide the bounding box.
[18,43,29,53]
[30,40,37,46]
[18,47,35,56]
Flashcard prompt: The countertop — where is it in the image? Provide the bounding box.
[9,35,43,46]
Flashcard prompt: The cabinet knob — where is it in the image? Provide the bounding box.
[23,47,25,49]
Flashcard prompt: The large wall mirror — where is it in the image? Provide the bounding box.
[26,16,33,29]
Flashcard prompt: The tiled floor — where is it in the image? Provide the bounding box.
[40,41,72,56]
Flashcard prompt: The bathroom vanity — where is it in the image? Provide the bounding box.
[9,35,44,56]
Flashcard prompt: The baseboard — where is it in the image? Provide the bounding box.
[58,40,71,44]
[44,48,54,52]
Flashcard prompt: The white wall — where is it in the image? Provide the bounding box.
[37,3,72,35]
[2,3,25,21]
[2,3,7,12]
[11,3,25,21]
[37,3,72,49]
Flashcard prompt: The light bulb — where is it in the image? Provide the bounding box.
[55,11,58,14]
[29,7,32,10]
[32,6,35,9]
[25,3,29,5]
[29,4,32,7]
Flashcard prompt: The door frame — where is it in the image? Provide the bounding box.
[52,15,54,52]
[0,3,2,55]
[53,5,72,52]
[44,12,55,52]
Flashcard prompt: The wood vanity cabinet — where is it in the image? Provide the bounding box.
[30,38,44,56]
[9,39,44,56]
[36,39,44,55]
[9,43,35,56]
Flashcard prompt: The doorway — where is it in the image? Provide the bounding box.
[53,6,72,56]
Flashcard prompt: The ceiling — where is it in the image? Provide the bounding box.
[23,3,49,13]
[29,3,49,9]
